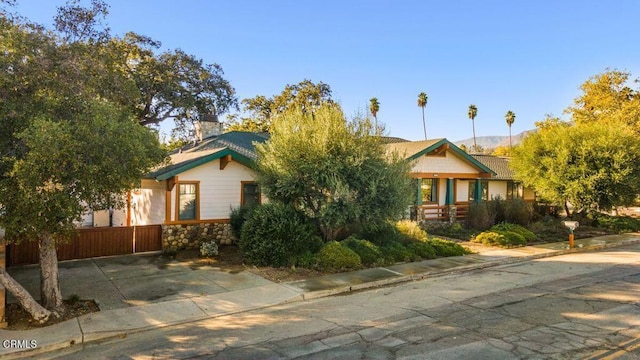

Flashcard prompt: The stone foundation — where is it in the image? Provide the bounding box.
[162,222,233,253]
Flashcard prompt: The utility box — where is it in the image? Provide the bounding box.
[93,210,110,227]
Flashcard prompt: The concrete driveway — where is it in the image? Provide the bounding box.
[7,253,274,310]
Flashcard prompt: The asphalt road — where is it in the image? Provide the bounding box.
[51,244,640,359]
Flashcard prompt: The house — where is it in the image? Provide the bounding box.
[78,133,533,251]
[386,138,535,221]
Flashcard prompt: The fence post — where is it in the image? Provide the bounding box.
[0,237,7,328]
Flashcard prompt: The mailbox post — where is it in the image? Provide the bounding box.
[563,221,579,248]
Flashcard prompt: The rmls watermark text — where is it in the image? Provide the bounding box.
[2,339,38,349]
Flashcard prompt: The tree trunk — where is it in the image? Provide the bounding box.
[0,266,51,323]
[39,232,65,316]
[421,109,427,140]
[472,120,477,152]
[564,200,572,218]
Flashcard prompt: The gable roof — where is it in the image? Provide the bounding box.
[387,138,496,176]
[146,131,269,181]
[470,154,514,180]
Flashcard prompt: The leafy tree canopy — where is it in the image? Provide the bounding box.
[227,79,333,133]
[255,104,413,241]
[511,70,640,214]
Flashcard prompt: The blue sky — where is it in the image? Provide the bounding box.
[13,1,640,142]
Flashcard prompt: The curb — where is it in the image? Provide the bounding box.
[3,236,638,359]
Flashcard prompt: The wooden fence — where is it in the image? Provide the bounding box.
[6,225,162,267]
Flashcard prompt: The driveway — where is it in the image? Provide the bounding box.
[7,253,274,310]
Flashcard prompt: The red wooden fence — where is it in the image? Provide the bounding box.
[6,225,162,267]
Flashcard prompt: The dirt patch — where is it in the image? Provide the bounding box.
[6,299,100,330]
[170,245,324,282]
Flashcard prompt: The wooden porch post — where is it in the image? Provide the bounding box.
[445,178,455,205]
[474,178,482,204]
[446,178,456,223]
[415,178,422,221]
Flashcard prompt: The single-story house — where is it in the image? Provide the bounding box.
[386,138,535,221]
[78,126,534,248]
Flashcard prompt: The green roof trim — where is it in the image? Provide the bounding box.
[406,139,496,176]
[154,148,255,181]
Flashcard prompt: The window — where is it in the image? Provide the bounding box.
[177,183,198,220]
[421,179,438,203]
[241,182,261,206]
[469,180,488,201]
[506,181,524,200]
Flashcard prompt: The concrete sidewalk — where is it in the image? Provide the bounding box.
[1,233,639,359]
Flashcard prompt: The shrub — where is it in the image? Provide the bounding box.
[466,202,494,230]
[407,242,436,259]
[504,199,533,226]
[473,230,526,247]
[381,242,420,263]
[317,241,362,271]
[428,238,470,256]
[592,214,640,233]
[528,217,570,243]
[200,241,219,257]
[488,196,506,224]
[229,205,257,239]
[239,203,318,267]
[396,220,428,243]
[356,221,402,247]
[342,236,382,265]
[491,223,537,242]
[422,222,477,241]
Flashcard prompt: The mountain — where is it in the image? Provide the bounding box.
[453,129,535,150]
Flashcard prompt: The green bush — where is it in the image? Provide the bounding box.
[466,202,494,230]
[342,236,382,265]
[491,223,537,242]
[428,238,470,256]
[407,242,436,259]
[592,214,640,233]
[239,203,319,267]
[488,196,506,224]
[356,221,402,247]
[381,242,420,263]
[423,222,477,241]
[528,217,570,243]
[317,241,362,271]
[473,230,526,247]
[229,204,257,239]
[396,220,428,243]
[504,199,533,226]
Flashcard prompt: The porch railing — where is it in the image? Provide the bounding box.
[412,202,470,222]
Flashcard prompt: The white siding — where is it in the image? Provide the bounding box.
[132,179,166,225]
[171,159,258,221]
[489,181,508,200]
[456,180,470,202]
[412,152,479,174]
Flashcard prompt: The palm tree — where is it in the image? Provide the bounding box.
[417,92,428,140]
[505,110,516,149]
[369,97,380,127]
[468,104,478,152]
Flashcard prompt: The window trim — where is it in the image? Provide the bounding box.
[241,181,261,206]
[175,181,200,221]
[421,178,438,204]
[468,180,489,202]
[506,181,524,200]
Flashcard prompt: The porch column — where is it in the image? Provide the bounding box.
[474,178,482,204]
[445,178,454,205]
[446,178,456,223]
[414,178,422,221]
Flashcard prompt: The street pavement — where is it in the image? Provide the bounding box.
[0,233,639,359]
[47,242,640,359]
